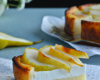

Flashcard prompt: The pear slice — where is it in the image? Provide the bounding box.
[78,4,96,14]
[0,32,43,49]
[55,44,89,59]
[48,48,83,67]
[37,46,71,73]
[89,10,100,16]
[22,47,57,71]
[93,16,100,21]
[90,4,100,10]
[89,5,100,20]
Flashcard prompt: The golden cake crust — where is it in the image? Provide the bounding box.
[81,20,100,43]
[65,6,79,36]
[65,14,75,36]
[12,56,34,80]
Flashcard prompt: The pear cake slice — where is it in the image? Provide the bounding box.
[0,32,43,49]
[13,56,86,80]
[22,47,57,71]
[13,44,87,80]
[90,4,100,10]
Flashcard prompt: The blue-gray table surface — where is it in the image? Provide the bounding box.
[0,8,100,66]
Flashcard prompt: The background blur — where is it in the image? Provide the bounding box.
[24,0,98,8]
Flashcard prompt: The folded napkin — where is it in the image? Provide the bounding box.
[41,16,100,57]
[0,57,100,80]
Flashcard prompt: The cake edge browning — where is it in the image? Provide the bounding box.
[65,6,79,36]
[81,20,100,43]
[65,14,75,36]
[12,56,34,80]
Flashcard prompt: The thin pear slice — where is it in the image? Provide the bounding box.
[22,47,57,71]
[37,46,71,73]
[0,32,43,49]
[93,16,100,21]
[48,48,83,67]
[55,44,89,59]
[89,10,100,15]
[78,4,96,14]
[90,5,100,10]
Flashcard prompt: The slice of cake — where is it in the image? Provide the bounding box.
[12,44,89,80]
